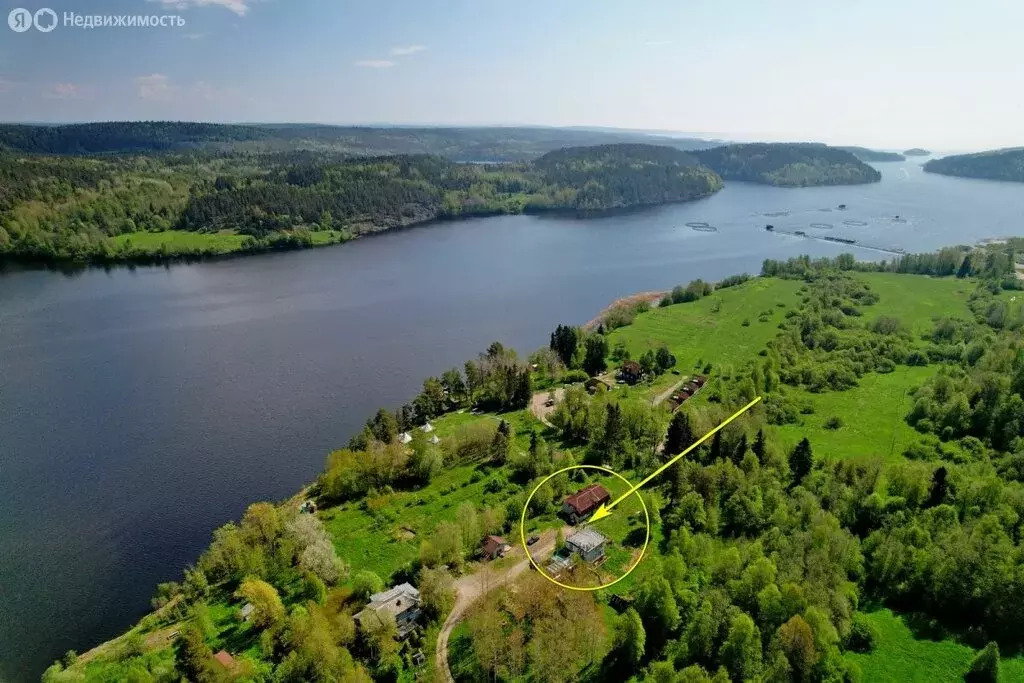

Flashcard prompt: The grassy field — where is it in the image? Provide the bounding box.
[846,609,1024,682]
[112,230,250,253]
[111,229,347,254]
[606,278,804,399]
[774,366,937,462]
[858,273,976,334]
[320,409,535,580]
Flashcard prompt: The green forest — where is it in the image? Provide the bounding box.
[836,147,905,162]
[48,241,1024,683]
[0,144,722,264]
[924,149,1024,183]
[693,144,881,187]
[0,123,714,160]
[0,134,892,266]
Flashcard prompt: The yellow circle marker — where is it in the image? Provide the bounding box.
[519,464,650,592]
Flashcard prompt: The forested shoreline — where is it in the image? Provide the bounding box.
[0,144,722,265]
[924,148,1024,183]
[0,123,889,267]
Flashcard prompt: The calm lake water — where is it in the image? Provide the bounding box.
[3,160,1024,680]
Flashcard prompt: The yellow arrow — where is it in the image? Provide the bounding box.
[589,395,762,522]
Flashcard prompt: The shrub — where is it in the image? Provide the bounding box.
[742,319,750,327]
[562,369,589,384]
[846,614,878,653]
[824,416,843,430]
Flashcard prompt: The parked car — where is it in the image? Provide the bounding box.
[527,534,540,545]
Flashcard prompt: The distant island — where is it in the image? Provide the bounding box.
[924,148,1024,183]
[693,142,882,187]
[903,148,931,157]
[837,146,906,162]
[0,123,887,265]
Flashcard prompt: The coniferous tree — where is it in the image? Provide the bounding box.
[665,410,696,457]
[752,428,767,465]
[789,438,813,485]
[583,334,609,376]
[966,641,999,683]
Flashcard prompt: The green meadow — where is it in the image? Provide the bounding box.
[606,277,804,399]
[846,609,1024,683]
[774,365,936,462]
[112,230,249,253]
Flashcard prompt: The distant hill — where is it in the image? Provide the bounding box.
[837,146,905,162]
[693,143,882,187]
[924,148,1024,183]
[0,143,723,264]
[532,144,722,210]
[903,148,931,157]
[0,122,714,161]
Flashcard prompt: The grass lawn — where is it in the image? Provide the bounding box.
[607,278,804,400]
[774,366,937,462]
[113,230,249,253]
[857,273,977,335]
[320,409,547,581]
[112,229,348,254]
[846,609,1024,683]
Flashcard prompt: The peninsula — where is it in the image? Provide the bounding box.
[48,244,1024,683]
[837,146,906,162]
[924,148,1024,183]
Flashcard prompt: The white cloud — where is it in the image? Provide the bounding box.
[355,60,397,68]
[135,73,173,101]
[389,45,427,56]
[644,40,673,46]
[148,0,253,16]
[44,83,88,100]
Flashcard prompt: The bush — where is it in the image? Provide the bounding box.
[824,416,843,430]
[742,319,750,327]
[906,350,929,366]
[563,369,589,384]
[845,613,879,653]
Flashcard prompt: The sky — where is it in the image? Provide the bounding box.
[0,0,1021,151]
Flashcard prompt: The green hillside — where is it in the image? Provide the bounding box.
[49,247,1024,683]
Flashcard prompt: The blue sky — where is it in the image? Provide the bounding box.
[0,0,1020,150]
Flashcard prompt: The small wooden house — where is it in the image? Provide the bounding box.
[562,484,611,524]
[354,583,423,640]
[565,528,608,563]
[481,535,511,560]
[619,360,644,384]
[213,650,236,671]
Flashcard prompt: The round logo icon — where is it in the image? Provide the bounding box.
[8,7,32,32]
[34,8,57,32]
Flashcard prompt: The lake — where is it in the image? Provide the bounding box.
[3,160,1024,680]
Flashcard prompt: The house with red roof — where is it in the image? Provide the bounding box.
[562,483,611,524]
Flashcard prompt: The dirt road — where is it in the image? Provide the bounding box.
[435,530,557,682]
[652,376,689,407]
[529,387,565,428]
